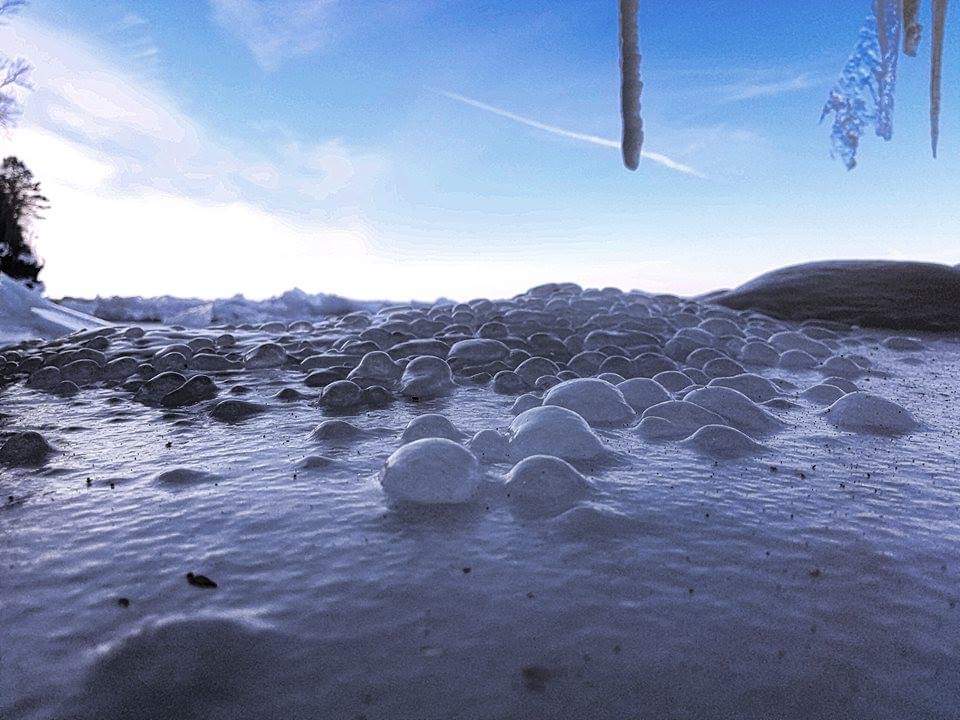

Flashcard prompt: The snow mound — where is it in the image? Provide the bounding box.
[70,617,295,720]
[680,425,769,459]
[0,273,107,348]
[379,438,481,504]
[504,455,589,515]
[713,261,960,331]
[0,430,54,466]
[400,414,464,444]
[822,391,919,435]
[684,386,786,437]
[617,378,671,414]
[640,401,727,440]
[507,405,606,461]
[542,378,635,427]
[399,356,454,400]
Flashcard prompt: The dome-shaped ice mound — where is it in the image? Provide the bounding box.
[70,617,295,720]
[740,341,780,366]
[801,383,846,405]
[210,399,266,422]
[708,373,780,403]
[504,455,589,514]
[469,429,512,463]
[779,349,819,370]
[822,392,919,434]
[399,356,454,400]
[680,425,769,459]
[347,351,402,383]
[640,400,727,440]
[617,378,670,413]
[243,342,287,369]
[684,386,785,437]
[400,414,464,444]
[769,331,832,359]
[0,430,54,466]
[510,393,542,415]
[541,378,635,426]
[310,419,364,441]
[379,438,481,504]
[507,405,605,460]
[448,338,510,364]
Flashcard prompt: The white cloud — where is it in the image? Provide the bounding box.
[209,0,336,70]
[721,72,824,102]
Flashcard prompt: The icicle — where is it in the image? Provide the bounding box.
[903,0,922,55]
[619,0,643,171]
[931,0,948,157]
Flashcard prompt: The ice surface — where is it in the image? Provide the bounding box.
[0,273,107,345]
[2,282,960,719]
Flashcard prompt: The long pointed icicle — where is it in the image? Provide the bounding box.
[903,0,922,55]
[931,0,949,157]
[619,0,643,170]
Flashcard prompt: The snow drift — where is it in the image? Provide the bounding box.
[711,260,960,331]
[0,273,107,347]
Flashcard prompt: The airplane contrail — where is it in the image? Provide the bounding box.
[439,90,706,179]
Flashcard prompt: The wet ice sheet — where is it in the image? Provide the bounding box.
[2,301,960,720]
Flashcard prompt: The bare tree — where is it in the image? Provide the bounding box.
[0,0,30,128]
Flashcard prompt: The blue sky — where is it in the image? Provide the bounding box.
[1,0,957,300]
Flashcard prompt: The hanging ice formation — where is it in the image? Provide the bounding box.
[822,0,949,169]
[619,0,643,170]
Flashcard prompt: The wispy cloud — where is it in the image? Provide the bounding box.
[209,0,336,71]
[721,72,824,101]
[439,91,705,179]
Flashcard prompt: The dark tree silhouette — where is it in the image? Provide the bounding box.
[0,156,47,284]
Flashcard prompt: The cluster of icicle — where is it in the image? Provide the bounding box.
[821,0,949,170]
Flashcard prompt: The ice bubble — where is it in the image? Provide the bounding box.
[708,373,781,403]
[567,351,605,376]
[493,370,528,395]
[346,351,402,384]
[596,372,626,384]
[160,375,218,408]
[883,336,924,351]
[634,353,678,377]
[243,342,288,369]
[155,352,188,372]
[70,617,292,720]
[701,357,746,379]
[740,341,780,366]
[640,401,727,440]
[468,429,512,463]
[102,357,139,381]
[686,347,726,369]
[541,378,635,426]
[448,338,510,364]
[136,372,188,403]
[310,419,364,442]
[819,355,865,378]
[61,359,102,385]
[320,380,363,409]
[399,356,455,400]
[823,376,859,393]
[684,386,785,437]
[361,385,392,406]
[0,430,54,466]
[210,399,266,422]
[379,438,481,504]
[515,357,560,385]
[769,331,832,359]
[154,468,219,485]
[801,383,846,405]
[507,405,605,460]
[511,393,543,415]
[617,378,670,413]
[779,349,819,370]
[822,392,919,434]
[26,366,61,389]
[401,414,465,444]
[188,353,240,372]
[680,424,769,459]
[652,370,692,392]
[504,455,589,515]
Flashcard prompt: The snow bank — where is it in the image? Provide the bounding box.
[0,273,107,348]
[712,260,960,331]
[57,287,386,326]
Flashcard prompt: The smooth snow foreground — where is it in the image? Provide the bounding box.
[2,283,959,720]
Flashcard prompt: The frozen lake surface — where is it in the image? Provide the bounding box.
[2,284,959,719]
